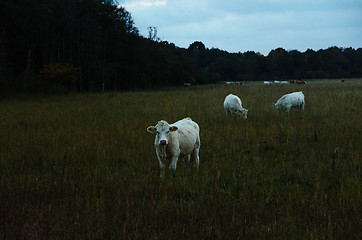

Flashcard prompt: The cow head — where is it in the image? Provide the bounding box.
[238,109,248,119]
[147,120,178,146]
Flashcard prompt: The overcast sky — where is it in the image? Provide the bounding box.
[119,0,362,56]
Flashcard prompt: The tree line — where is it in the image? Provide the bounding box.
[1,0,361,93]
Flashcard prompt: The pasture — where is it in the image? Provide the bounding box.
[0,80,361,239]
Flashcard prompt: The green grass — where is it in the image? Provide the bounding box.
[0,80,361,239]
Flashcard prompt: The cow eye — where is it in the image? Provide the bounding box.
[156,131,160,134]
[166,130,170,134]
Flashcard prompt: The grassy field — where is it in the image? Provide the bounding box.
[0,79,361,239]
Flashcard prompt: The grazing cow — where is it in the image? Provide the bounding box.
[223,94,248,119]
[273,80,288,84]
[264,81,273,85]
[273,91,305,112]
[147,117,200,178]
[295,80,306,84]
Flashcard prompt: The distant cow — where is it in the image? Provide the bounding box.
[223,94,248,119]
[295,80,306,84]
[147,117,200,178]
[264,81,273,85]
[273,80,288,84]
[273,91,305,112]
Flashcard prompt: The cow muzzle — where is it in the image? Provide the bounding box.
[159,140,167,145]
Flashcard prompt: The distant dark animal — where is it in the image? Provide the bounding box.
[295,80,306,84]
[341,79,345,83]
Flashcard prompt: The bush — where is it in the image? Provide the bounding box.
[37,63,78,92]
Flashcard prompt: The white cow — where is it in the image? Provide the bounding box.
[223,94,248,119]
[273,91,305,112]
[147,117,200,178]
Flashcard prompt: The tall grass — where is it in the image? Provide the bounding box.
[0,80,361,239]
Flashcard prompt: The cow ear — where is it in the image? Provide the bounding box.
[169,126,178,132]
[147,126,156,133]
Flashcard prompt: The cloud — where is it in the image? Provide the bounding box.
[157,7,361,54]
[122,0,167,8]
[122,0,362,55]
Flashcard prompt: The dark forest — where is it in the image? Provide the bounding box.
[1,0,361,93]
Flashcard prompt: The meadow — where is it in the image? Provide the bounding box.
[0,79,361,239]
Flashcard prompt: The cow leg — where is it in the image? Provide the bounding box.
[158,157,166,178]
[169,156,179,178]
[192,138,200,169]
[184,155,191,169]
[160,167,165,178]
[233,110,238,117]
[191,149,200,169]
[196,147,200,169]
